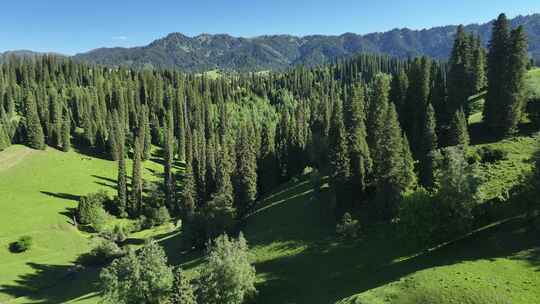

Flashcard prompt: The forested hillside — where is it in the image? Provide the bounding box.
[0,13,539,304]
[72,14,540,72]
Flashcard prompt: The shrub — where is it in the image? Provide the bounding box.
[100,224,128,243]
[10,236,33,253]
[197,233,257,304]
[336,213,361,240]
[526,98,540,126]
[398,188,437,245]
[399,147,481,246]
[310,169,323,193]
[78,240,124,266]
[100,241,173,304]
[77,190,109,225]
[476,146,508,163]
[143,206,171,228]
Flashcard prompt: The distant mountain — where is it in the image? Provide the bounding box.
[0,50,65,62]
[71,14,538,72]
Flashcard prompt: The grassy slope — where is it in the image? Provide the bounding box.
[0,145,164,303]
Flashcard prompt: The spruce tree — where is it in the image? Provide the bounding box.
[164,108,176,213]
[345,84,372,200]
[61,112,71,152]
[141,105,152,161]
[368,74,390,177]
[180,161,197,218]
[448,109,470,147]
[24,92,45,150]
[502,26,528,136]
[130,131,143,216]
[114,111,128,217]
[328,99,351,212]
[375,103,415,219]
[484,13,510,131]
[419,103,438,188]
[448,25,473,117]
[257,122,278,196]
[233,124,258,215]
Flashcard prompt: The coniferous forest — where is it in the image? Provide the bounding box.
[1,11,540,304]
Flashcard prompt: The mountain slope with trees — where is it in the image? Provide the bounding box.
[73,14,540,72]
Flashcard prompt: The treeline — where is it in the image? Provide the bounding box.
[0,14,531,246]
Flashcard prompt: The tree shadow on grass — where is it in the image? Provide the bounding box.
[0,262,101,304]
[40,191,81,202]
[239,174,540,304]
[252,213,540,304]
[470,121,539,145]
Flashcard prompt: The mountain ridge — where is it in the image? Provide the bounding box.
[42,14,540,71]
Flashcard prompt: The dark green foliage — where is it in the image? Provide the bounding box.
[23,93,45,150]
[399,147,480,245]
[447,25,474,117]
[180,162,198,218]
[164,108,176,212]
[336,212,361,240]
[527,98,540,126]
[169,267,197,304]
[484,14,529,137]
[368,74,390,175]
[77,190,110,225]
[419,103,438,188]
[130,132,143,216]
[375,103,416,219]
[503,26,529,136]
[485,14,510,131]
[448,109,470,147]
[345,84,372,201]
[142,206,171,228]
[0,123,10,151]
[100,241,174,304]
[77,240,124,266]
[9,236,33,253]
[328,99,351,211]
[233,125,258,214]
[142,105,152,161]
[61,113,71,152]
[476,146,508,164]
[257,122,279,196]
[197,233,257,304]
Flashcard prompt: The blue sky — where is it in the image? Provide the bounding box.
[1,0,539,55]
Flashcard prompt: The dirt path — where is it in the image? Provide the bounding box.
[0,146,37,172]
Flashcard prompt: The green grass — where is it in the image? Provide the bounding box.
[526,68,540,99]
[472,136,537,202]
[0,145,165,303]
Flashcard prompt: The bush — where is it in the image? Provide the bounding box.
[78,240,124,266]
[399,147,480,246]
[100,224,128,243]
[197,233,257,304]
[78,190,110,226]
[526,98,540,126]
[476,146,508,164]
[398,188,437,245]
[336,213,361,240]
[142,206,171,228]
[10,236,33,253]
[100,241,173,304]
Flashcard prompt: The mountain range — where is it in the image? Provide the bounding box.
[10,14,540,72]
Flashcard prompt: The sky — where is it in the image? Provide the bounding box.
[0,0,539,55]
